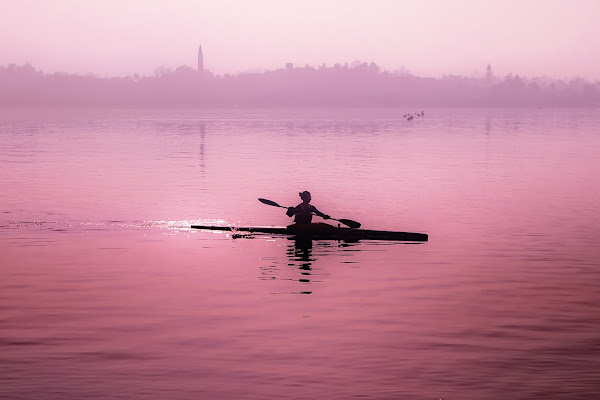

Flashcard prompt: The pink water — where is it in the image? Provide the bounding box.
[1,107,599,399]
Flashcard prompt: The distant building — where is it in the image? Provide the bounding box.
[198,44,204,72]
[486,64,493,81]
[286,63,293,71]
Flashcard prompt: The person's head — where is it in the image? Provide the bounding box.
[299,191,311,203]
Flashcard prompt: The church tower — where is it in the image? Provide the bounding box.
[486,64,492,81]
[198,44,204,72]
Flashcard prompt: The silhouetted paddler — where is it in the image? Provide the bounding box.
[286,191,330,224]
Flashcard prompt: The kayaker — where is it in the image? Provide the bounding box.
[286,191,330,224]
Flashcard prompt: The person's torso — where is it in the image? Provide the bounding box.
[294,203,314,224]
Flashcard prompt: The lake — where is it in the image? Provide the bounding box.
[1,107,599,399]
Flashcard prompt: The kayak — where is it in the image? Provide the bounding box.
[190,222,428,242]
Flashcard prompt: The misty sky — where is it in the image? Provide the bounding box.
[2,0,599,80]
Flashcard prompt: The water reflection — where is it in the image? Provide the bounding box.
[287,239,315,294]
[259,237,361,295]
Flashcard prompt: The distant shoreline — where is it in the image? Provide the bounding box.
[2,63,598,107]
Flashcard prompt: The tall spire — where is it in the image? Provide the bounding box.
[198,44,204,72]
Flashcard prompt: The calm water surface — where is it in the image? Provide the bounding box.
[1,107,599,399]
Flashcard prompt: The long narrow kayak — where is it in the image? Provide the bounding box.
[191,223,428,242]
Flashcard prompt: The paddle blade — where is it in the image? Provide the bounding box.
[336,218,361,229]
[258,198,283,208]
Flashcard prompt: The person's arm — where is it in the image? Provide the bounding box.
[286,206,296,217]
[311,206,330,220]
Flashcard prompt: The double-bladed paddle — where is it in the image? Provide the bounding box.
[258,198,361,228]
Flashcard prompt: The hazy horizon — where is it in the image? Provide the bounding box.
[2,0,599,80]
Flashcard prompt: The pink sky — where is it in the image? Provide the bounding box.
[2,0,599,80]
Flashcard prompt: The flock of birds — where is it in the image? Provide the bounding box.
[403,111,424,121]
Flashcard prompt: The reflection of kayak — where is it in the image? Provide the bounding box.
[191,222,428,242]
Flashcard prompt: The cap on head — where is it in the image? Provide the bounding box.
[299,191,311,201]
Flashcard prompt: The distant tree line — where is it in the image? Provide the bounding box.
[1,62,598,107]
